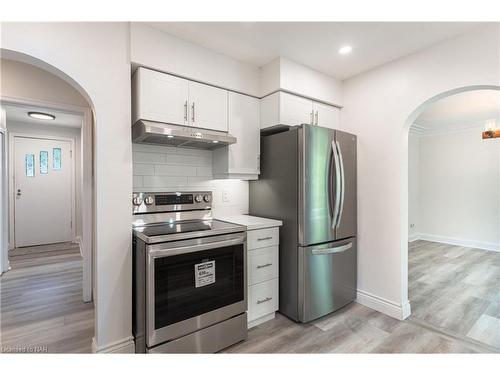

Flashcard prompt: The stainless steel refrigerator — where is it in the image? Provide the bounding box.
[250,124,357,323]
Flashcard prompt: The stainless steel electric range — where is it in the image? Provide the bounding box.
[132,191,247,353]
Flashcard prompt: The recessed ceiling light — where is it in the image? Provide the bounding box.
[339,45,353,55]
[28,111,55,120]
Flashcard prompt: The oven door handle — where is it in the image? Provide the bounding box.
[148,236,246,258]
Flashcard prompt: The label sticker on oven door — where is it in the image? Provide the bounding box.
[194,260,215,288]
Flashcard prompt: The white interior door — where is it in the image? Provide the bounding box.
[14,136,73,247]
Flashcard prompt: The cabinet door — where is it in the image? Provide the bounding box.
[188,81,228,132]
[313,101,340,130]
[279,92,313,126]
[138,68,189,125]
[227,92,260,174]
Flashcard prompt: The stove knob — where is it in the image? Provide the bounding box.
[144,196,154,206]
[195,194,203,203]
[132,196,143,206]
[203,194,211,203]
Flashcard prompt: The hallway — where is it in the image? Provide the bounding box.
[0,243,94,353]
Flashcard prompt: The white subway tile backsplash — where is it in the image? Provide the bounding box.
[196,166,212,177]
[176,147,213,158]
[133,163,155,176]
[155,164,198,176]
[134,151,166,164]
[166,154,211,166]
[133,146,248,215]
[132,144,177,154]
[143,175,188,188]
[133,176,143,188]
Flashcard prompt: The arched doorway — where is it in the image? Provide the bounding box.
[0,50,96,352]
[402,85,500,350]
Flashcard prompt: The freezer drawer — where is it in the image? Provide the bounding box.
[298,238,357,322]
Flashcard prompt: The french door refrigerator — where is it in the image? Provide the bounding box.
[250,124,357,323]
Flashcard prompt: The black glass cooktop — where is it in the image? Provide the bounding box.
[133,219,244,243]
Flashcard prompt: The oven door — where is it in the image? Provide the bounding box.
[146,232,247,348]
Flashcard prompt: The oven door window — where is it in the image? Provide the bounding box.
[154,244,244,329]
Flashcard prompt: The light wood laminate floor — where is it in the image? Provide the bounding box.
[408,240,500,350]
[0,243,94,353]
[226,241,499,354]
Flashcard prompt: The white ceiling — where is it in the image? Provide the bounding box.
[4,103,83,128]
[146,22,482,80]
[414,90,500,132]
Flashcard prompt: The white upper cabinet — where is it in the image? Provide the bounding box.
[132,67,228,132]
[133,67,189,125]
[313,101,340,130]
[279,92,314,126]
[260,91,340,131]
[188,81,228,132]
[213,92,260,179]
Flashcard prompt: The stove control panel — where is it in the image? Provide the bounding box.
[133,191,212,214]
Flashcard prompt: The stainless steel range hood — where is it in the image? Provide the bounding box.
[132,120,237,150]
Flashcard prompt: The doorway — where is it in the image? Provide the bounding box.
[406,88,500,351]
[0,56,95,352]
[12,135,74,247]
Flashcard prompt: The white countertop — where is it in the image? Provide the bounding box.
[216,214,282,231]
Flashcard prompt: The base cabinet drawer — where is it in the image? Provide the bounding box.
[247,227,279,249]
[248,246,278,285]
[248,279,279,322]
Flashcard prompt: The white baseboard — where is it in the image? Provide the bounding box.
[75,236,83,257]
[412,233,499,252]
[356,289,411,321]
[408,234,420,243]
[92,336,135,354]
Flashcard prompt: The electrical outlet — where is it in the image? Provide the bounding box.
[222,190,230,202]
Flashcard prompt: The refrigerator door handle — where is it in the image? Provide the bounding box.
[331,140,341,228]
[336,140,346,228]
[311,242,352,255]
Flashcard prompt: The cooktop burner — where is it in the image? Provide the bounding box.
[133,219,245,244]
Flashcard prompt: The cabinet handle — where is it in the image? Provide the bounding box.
[257,236,273,241]
[184,100,188,122]
[315,111,319,125]
[257,297,272,304]
[310,111,314,125]
[256,263,272,269]
[191,102,195,123]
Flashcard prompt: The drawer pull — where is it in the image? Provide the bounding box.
[256,263,273,269]
[257,236,273,241]
[256,297,272,304]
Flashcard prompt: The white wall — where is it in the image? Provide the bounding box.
[0,59,89,107]
[341,24,500,319]
[408,132,420,240]
[417,128,499,250]
[260,57,343,106]
[6,121,83,243]
[133,144,248,217]
[1,22,133,353]
[130,23,261,97]
[0,108,7,274]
